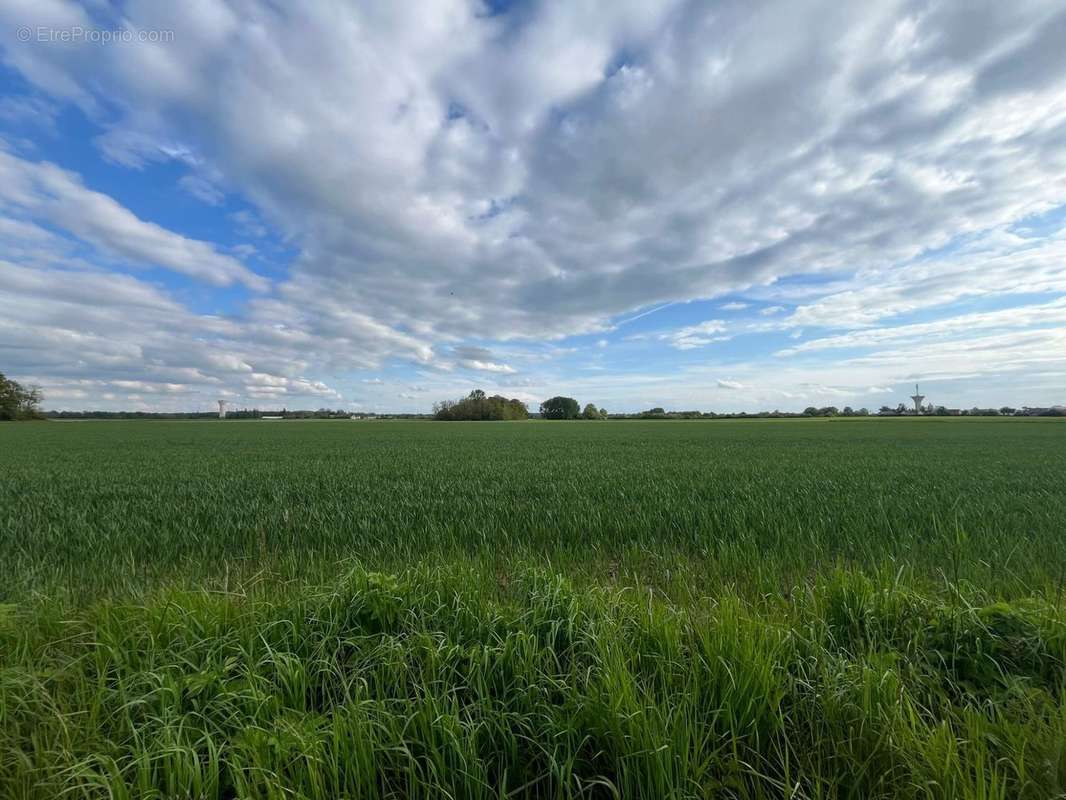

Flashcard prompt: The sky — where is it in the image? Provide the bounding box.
[1,0,1065,414]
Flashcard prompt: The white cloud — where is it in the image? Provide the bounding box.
[450,345,517,373]
[661,320,729,350]
[777,297,1066,356]
[2,1,1066,408]
[5,1,1065,339]
[178,174,225,206]
[459,360,517,374]
[0,147,266,289]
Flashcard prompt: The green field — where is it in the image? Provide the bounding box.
[2,419,1065,798]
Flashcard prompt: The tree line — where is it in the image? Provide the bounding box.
[433,392,608,421]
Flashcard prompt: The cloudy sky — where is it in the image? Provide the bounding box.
[1,0,1065,413]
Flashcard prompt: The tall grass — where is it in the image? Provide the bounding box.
[1,418,1065,797]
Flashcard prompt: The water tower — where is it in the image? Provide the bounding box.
[217,400,227,419]
[910,384,925,415]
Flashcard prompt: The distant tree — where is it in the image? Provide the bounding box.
[999,406,1016,416]
[540,396,580,420]
[803,406,818,416]
[896,403,907,415]
[0,372,42,420]
[582,403,604,420]
[857,408,869,416]
[635,407,669,420]
[598,408,608,418]
[434,389,527,420]
[636,407,668,418]
[842,406,854,416]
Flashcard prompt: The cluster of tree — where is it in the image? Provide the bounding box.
[0,372,42,420]
[615,407,873,419]
[434,390,528,420]
[629,407,727,419]
[802,406,871,417]
[43,408,357,420]
[537,396,607,419]
[1027,407,1066,417]
[47,411,222,420]
[874,405,1051,417]
[264,408,354,419]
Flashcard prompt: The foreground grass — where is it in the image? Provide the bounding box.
[3,567,1065,798]
[1,419,1065,797]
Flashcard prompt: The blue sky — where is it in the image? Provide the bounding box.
[1,0,1065,413]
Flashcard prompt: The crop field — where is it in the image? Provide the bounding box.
[2,418,1066,799]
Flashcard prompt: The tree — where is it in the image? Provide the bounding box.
[598,408,608,419]
[582,403,604,420]
[540,396,580,420]
[434,389,527,420]
[0,372,42,420]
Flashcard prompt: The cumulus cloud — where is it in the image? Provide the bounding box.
[5,2,1065,327]
[778,297,1066,356]
[449,345,517,373]
[1,0,1066,408]
[661,320,729,350]
[0,258,344,410]
[0,147,266,289]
